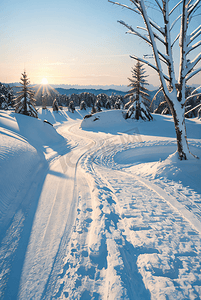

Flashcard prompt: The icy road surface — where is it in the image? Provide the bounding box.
[0,109,201,299]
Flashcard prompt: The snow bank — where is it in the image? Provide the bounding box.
[0,111,65,230]
[81,110,129,132]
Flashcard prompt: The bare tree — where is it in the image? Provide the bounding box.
[109,0,201,160]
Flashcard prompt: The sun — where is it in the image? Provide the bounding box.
[41,78,48,85]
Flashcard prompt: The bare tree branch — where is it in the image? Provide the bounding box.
[171,33,180,48]
[188,0,201,16]
[186,40,201,54]
[192,85,201,94]
[185,53,201,77]
[184,102,201,115]
[188,28,201,45]
[153,0,163,12]
[185,92,201,104]
[108,0,141,14]
[186,66,201,81]
[190,24,201,37]
[149,87,163,108]
[118,20,152,45]
[170,14,182,31]
[149,19,165,35]
[169,0,183,16]
[130,54,170,81]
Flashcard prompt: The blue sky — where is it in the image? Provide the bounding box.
[0,0,200,87]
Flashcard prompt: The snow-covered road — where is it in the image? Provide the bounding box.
[0,109,201,299]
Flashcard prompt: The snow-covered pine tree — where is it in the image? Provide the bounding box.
[68,100,75,113]
[109,0,201,160]
[42,93,47,109]
[125,60,153,120]
[95,98,102,112]
[105,99,111,109]
[80,100,87,110]
[0,83,14,109]
[52,98,59,111]
[15,71,38,118]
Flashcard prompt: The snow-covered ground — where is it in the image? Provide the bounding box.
[0,107,201,299]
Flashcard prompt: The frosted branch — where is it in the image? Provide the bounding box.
[149,87,163,108]
[185,92,201,103]
[192,85,201,94]
[169,1,183,16]
[153,0,163,12]
[170,14,181,31]
[188,28,201,45]
[149,19,165,35]
[118,20,152,45]
[108,0,141,14]
[185,53,201,77]
[186,66,201,81]
[191,24,201,36]
[186,40,201,54]
[188,0,201,16]
[171,33,180,47]
[130,55,170,82]
[184,102,201,115]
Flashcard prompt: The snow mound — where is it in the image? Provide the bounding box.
[127,146,201,194]
[0,111,66,230]
[81,110,128,131]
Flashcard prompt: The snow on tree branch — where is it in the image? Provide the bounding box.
[108,0,141,14]
[118,20,152,45]
[184,53,201,77]
[153,0,163,12]
[186,40,201,54]
[188,0,201,16]
[109,0,201,159]
[186,66,201,82]
[169,1,183,16]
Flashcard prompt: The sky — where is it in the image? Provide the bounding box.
[0,0,200,88]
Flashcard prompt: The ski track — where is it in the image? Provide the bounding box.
[1,114,201,299]
[35,123,201,300]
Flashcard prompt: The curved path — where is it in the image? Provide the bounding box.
[3,118,201,300]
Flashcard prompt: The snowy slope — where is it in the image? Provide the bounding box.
[0,108,201,300]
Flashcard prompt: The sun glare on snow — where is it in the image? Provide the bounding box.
[41,78,48,85]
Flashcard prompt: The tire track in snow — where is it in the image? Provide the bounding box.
[84,135,201,299]
[36,123,101,299]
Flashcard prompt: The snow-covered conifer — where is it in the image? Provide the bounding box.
[125,60,152,120]
[15,71,38,118]
[80,100,87,110]
[68,100,75,113]
[52,98,59,111]
[109,0,201,159]
[105,100,111,109]
[0,83,14,109]
[95,99,102,112]
[42,93,47,109]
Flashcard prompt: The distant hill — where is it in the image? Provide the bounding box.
[55,87,127,97]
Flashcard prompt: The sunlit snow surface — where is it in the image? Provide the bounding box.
[0,108,201,299]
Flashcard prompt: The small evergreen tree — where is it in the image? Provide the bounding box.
[95,99,102,112]
[52,98,59,111]
[68,100,75,113]
[80,100,86,110]
[125,61,152,121]
[105,100,111,109]
[15,71,38,118]
[0,83,14,109]
[42,93,47,109]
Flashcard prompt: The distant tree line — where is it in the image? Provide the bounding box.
[1,78,200,119]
